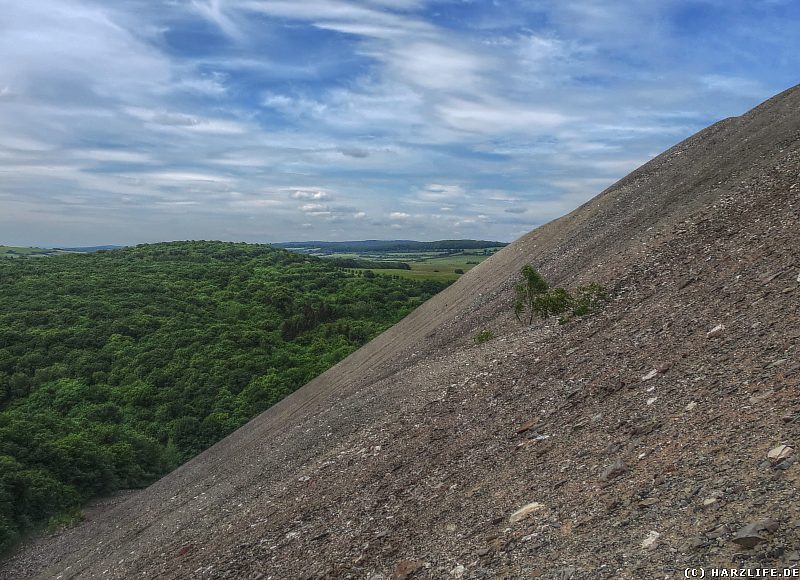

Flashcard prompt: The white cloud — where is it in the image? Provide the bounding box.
[438,101,569,134]
[74,149,152,163]
[190,0,242,41]
[383,41,488,92]
[126,108,247,135]
[229,198,283,209]
[300,203,328,213]
[289,189,330,200]
[701,75,765,98]
[135,171,235,184]
[416,183,465,201]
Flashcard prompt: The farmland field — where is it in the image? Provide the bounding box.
[277,240,506,282]
[0,246,70,258]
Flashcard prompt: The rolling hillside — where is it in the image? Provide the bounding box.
[4,85,800,578]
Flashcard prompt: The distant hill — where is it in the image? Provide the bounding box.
[275,239,508,254]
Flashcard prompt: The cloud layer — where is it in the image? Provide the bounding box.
[1,0,798,245]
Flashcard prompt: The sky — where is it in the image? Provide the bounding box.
[0,1,798,246]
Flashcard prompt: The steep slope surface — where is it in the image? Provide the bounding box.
[5,84,800,579]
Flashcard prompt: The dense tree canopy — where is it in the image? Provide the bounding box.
[0,241,449,552]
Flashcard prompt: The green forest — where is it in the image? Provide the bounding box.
[0,241,449,552]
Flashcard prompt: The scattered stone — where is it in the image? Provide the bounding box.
[732,528,764,549]
[451,564,465,578]
[749,389,774,404]
[706,525,728,539]
[690,536,706,549]
[641,530,661,550]
[702,498,718,506]
[641,369,659,381]
[646,397,657,406]
[571,418,588,430]
[393,560,424,580]
[509,502,545,523]
[776,456,796,470]
[732,520,779,549]
[559,566,577,579]
[601,458,628,481]
[685,401,697,411]
[767,444,794,463]
[638,498,659,507]
[516,418,538,434]
[707,324,726,338]
[762,519,780,533]
[631,421,661,436]
[476,547,490,557]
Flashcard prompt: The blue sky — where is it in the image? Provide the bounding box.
[0,0,798,246]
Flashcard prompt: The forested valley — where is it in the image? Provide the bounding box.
[0,241,449,551]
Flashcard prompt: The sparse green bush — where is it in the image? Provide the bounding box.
[514,264,550,324]
[0,513,17,555]
[531,287,572,319]
[454,268,465,275]
[571,283,608,317]
[474,330,495,344]
[46,509,83,533]
[513,265,607,324]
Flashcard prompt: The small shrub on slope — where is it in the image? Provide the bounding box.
[570,283,608,317]
[474,330,495,344]
[514,264,550,324]
[513,265,607,324]
[531,287,572,320]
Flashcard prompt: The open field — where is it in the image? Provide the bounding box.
[362,249,501,281]
[1,246,122,258]
[361,266,461,282]
[0,246,70,258]
[280,240,506,281]
[357,252,494,281]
